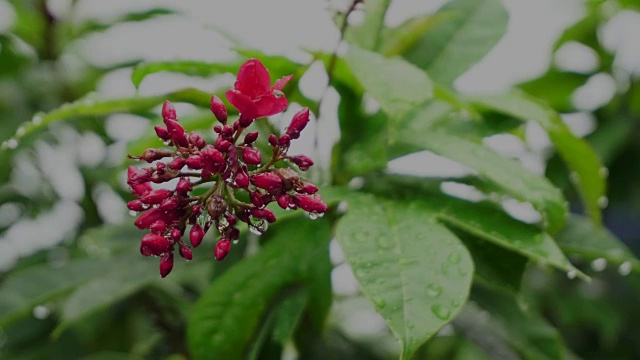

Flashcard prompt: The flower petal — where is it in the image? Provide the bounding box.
[253,94,288,118]
[272,74,293,91]
[234,59,271,98]
[226,89,259,119]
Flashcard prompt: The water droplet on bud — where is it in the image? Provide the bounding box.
[129,210,138,216]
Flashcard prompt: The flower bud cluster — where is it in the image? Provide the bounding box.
[127,59,328,277]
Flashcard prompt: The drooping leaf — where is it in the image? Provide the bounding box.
[403,0,509,85]
[335,194,473,360]
[397,127,568,232]
[187,217,332,360]
[556,215,640,273]
[345,46,433,124]
[470,91,606,225]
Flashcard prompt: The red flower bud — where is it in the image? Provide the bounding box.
[186,155,204,169]
[154,125,170,140]
[268,134,278,146]
[251,172,283,193]
[162,100,177,122]
[134,148,172,163]
[250,191,264,207]
[140,189,174,205]
[242,147,262,166]
[131,182,152,197]
[276,193,292,209]
[202,145,225,166]
[213,125,222,133]
[251,208,276,223]
[149,220,167,234]
[171,228,182,241]
[176,178,192,195]
[226,214,237,226]
[210,95,228,124]
[243,131,259,144]
[188,131,206,149]
[165,119,188,147]
[286,108,310,139]
[289,155,314,171]
[227,227,240,241]
[140,233,172,256]
[299,182,318,194]
[169,157,186,170]
[160,196,181,211]
[214,238,231,261]
[235,171,250,188]
[221,125,233,137]
[190,224,205,247]
[127,166,151,185]
[134,208,166,229]
[127,200,145,211]
[179,243,193,260]
[159,252,174,278]
[278,134,291,148]
[293,194,328,213]
[214,136,232,152]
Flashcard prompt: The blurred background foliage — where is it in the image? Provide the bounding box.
[0,0,639,359]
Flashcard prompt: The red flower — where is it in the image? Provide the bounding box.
[225,59,293,120]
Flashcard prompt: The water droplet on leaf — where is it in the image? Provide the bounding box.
[618,261,632,276]
[431,305,450,320]
[426,284,442,298]
[590,257,607,272]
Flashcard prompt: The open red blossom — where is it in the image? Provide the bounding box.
[225,59,293,120]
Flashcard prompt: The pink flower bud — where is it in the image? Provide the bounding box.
[278,134,291,148]
[202,145,225,165]
[214,136,232,152]
[127,166,151,185]
[299,182,318,194]
[210,95,228,124]
[235,171,250,188]
[155,125,170,140]
[243,131,259,144]
[165,119,188,147]
[131,182,152,197]
[188,131,206,149]
[140,233,172,256]
[286,108,310,139]
[169,157,186,170]
[127,200,145,211]
[214,238,231,261]
[251,172,283,193]
[238,116,253,128]
[213,125,222,133]
[250,191,264,207]
[226,214,237,226]
[149,221,167,234]
[134,208,166,229]
[276,193,292,209]
[171,228,182,241]
[242,147,262,166]
[135,148,172,163]
[221,125,233,137]
[159,253,174,278]
[251,208,276,223]
[190,224,205,247]
[140,189,174,205]
[289,155,314,171]
[293,194,328,213]
[186,155,204,169]
[268,134,278,146]
[162,100,177,122]
[160,196,181,211]
[176,178,192,195]
[179,243,193,260]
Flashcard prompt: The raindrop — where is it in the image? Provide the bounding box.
[7,139,18,149]
[129,210,138,217]
[163,140,172,146]
[618,261,632,276]
[597,196,609,209]
[448,252,461,264]
[249,225,262,236]
[33,305,51,320]
[232,239,240,245]
[566,270,577,279]
[16,126,26,137]
[372,296,386,309]
[599,167,609,178]
[218,216,229,228]
[590,257,607,272]
[308,212,318,220]
[426,284,442,298]
[32,114,43,125]
[142,203,150,210]
[431,305,451,320]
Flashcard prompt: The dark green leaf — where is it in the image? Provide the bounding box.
[335,194,473,360]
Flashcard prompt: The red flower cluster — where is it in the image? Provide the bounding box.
[127,59,328,278]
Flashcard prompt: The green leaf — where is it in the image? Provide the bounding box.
[335,194,473,360]
[55,256,160,335]
[379,13,447,57]
[397,127,568,233]
[187,217,332,360]
[518,70,589,112]
[345,46,433,124]
[131,61,238,89]
[470,91,606,225]
[472,284,565,360]
[346,0,392,51]
[556,215,640,273]
[433,196,586,281]
[272,291,308,345]
[0,257,114,326]
[403,0,509,85]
